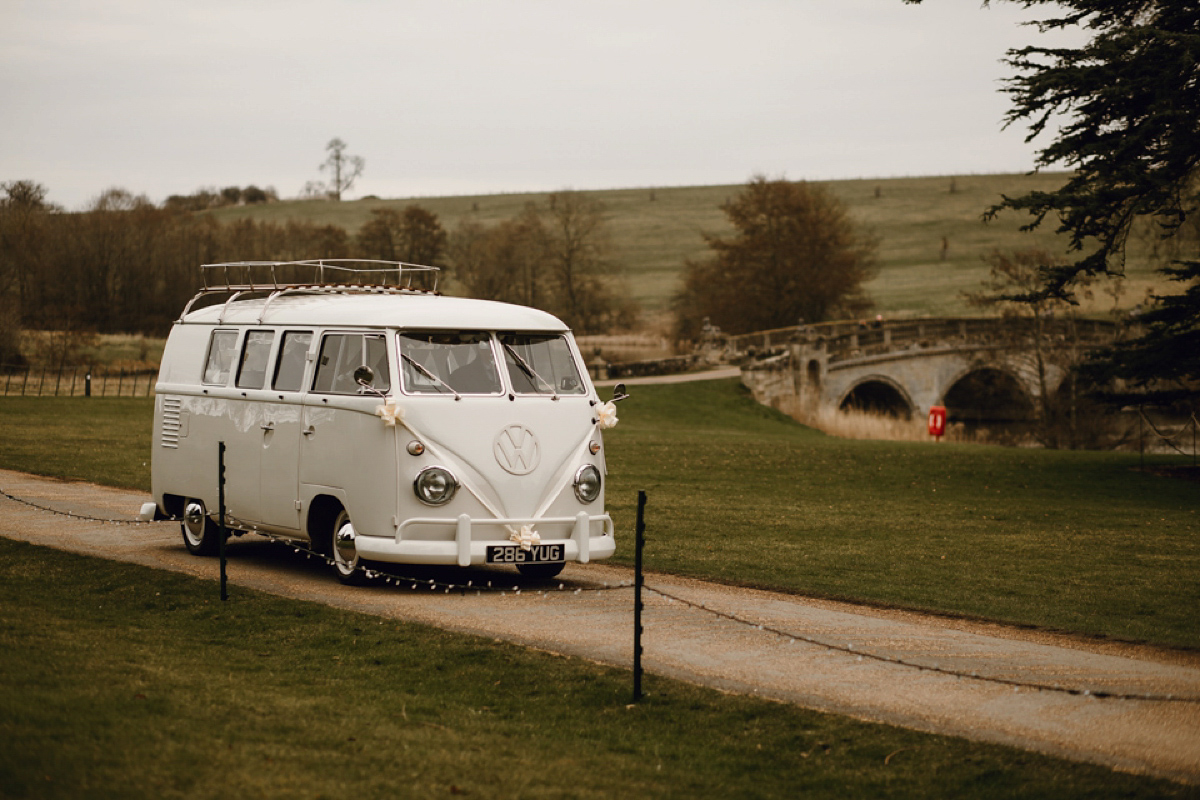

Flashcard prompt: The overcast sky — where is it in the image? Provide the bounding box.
[1,0,1084,211]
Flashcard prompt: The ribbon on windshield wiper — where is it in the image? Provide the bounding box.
[401,353,461,400]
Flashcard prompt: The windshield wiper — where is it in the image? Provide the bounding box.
[401,353,461,400]
[501,342,558,399]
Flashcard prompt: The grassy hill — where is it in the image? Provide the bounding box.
[209,173,1168,324]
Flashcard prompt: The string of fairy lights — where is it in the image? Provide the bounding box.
[0,487,160,525]
[4,487,1198,702]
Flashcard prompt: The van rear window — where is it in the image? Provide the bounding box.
[202,330,238,385]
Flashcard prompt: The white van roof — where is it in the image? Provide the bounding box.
[181,292,571,332]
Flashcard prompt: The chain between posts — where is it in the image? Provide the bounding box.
[644,585,1200,704]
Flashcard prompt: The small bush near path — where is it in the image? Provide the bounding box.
[0,538,1189,800]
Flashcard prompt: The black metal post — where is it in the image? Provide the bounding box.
[1139,406,1144,467]
[85,370,91,397]
[218,441,229,601]
[633,490,647,702]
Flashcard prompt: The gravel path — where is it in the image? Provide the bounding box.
[2,467,1198,784]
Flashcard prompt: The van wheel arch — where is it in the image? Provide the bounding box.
[307,495,370,586]
[307,495,343,557]
[162,494,186,521]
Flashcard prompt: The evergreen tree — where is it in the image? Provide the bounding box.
[908,0,1200,403]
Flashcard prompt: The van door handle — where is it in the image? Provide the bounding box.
[260,422,275,432]
[302,426,315,437]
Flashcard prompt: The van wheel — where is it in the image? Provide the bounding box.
[517,562,565,580]
[181,500,220,556]
[331,509,368,585]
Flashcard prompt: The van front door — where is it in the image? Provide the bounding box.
[258,330,311,532]
[300,332,397,539]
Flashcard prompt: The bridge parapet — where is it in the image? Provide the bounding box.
[736,316,1124,424]
[732,317,1118,364]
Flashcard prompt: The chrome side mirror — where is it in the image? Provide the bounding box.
[354,365,375,388]
[611,383,629,403]
[354,365,386,397]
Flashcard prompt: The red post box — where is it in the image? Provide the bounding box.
[927,405,946,440]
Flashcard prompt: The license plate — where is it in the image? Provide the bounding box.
[486,544,565,564]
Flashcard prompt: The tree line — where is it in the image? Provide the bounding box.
[0,182,638,366]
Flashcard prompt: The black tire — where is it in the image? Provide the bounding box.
[181,500,220,556]
[331,509,369,585]
[516,561,566,580]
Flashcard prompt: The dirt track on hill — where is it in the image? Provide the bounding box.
[2,467,1198,785]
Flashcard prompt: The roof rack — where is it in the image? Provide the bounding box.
[179,259,442,321]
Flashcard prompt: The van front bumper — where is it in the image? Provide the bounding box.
[352,512,615,567]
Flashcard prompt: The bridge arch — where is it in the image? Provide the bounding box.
[942,366,1035,426]
[838,374,914,419]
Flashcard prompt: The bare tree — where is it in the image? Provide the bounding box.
[318,138,365,201]
[449,205,551,308]
[544,191,611,330]
[965,248,1127,449]
[448,195,634,333]
[356,206,447,265]
[0,180,54,364]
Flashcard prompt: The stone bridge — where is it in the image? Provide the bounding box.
[731,317,1121,425]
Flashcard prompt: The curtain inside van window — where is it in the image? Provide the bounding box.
[272,331,312,392]
[202,330,238,386]
[236,330,275,389]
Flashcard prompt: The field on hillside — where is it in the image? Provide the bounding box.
[208,173,1171,322]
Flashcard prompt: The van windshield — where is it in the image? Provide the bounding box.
[499,333,585,395]
[398,332,501,395]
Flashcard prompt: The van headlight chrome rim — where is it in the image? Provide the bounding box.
[414,466,458,506]
[574,464,601,503]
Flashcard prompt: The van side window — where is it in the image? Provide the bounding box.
[499,333,586,395]
[313,333,392,395]
[272,331,312,392]
[202,330,238,385]
[236,330,275,389]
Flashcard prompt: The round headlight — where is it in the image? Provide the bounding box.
[574,464,602,504]
[414,466,458,506]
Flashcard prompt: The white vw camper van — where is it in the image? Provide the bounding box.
[146,261,622,583]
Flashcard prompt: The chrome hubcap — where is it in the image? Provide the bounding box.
[183,502,205,544]
[334,520,357,572]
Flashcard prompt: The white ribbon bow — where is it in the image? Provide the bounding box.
[595,401,618,430]
[509,524,541,551]
[375,401,403,427]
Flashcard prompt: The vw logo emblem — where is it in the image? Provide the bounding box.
[494,425,541,475]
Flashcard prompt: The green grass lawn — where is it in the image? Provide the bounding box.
[604,381,1200,648]
[1,385,1196,648]
[206,173,1171,320]
[0,537,1189,800]
[0,397,153,488]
